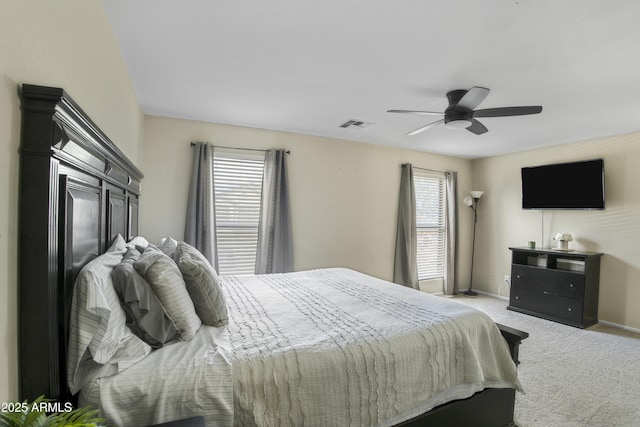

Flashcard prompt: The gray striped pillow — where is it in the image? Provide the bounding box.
[135,245,202,341]
[174,242,228,327]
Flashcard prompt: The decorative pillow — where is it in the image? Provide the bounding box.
[134,245,202,340]
[112,248,180,348]
[174,241,229,327]
[110,234,127,252]
[67,244,151,394]
[127,235,149,250]
[158,236,178,258]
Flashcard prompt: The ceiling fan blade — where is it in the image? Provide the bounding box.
[456,86,490,111]
[387,109,443,116]
[407,119,445,136]
[474,106,543,117]
[466,119,489,135]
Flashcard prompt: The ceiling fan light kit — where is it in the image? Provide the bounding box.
[445,119,472,129]
[444,110,473,129]
[388,86,542,136]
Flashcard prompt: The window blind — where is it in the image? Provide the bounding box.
[212,150,265,275]
[414,171,446,280]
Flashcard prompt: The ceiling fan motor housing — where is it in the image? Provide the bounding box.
[445,90,473,128]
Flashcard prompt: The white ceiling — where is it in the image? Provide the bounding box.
[102,0,640,159]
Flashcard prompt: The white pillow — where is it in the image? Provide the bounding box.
[110,234,127,252]
[158,236,178,258]
[127,235,149,250]
[135,245,202,340]
[67,242,151,394]
[174,242,228,327]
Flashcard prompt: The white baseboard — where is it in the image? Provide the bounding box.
[598,320,640,334]
[459,288,509,301]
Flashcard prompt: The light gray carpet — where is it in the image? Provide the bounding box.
[446,294,640,427]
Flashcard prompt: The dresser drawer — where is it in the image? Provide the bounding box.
[511,265,585,299]
[510,286,583,324]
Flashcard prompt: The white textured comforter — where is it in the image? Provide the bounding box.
[82,268,521,426]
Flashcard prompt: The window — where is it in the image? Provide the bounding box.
[212,149,265,275]
[414,171,446,280]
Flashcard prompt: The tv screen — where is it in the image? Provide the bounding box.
[521,159,605,209]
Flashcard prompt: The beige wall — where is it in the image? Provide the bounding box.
[471,132,640,330]
[140,116,475,283]
[0,1,143,401]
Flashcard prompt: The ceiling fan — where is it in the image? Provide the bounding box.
[388,86,542,136]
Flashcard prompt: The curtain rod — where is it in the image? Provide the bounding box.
[411,165,448,174]
[190,142,290,154]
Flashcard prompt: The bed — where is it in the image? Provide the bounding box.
[18,84,528,426]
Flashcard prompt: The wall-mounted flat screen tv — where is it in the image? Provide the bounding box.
[521,159,605,210]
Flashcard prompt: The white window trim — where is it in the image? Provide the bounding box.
[414,170,447,282]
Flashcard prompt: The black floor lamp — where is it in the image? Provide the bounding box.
[463,191,483,297]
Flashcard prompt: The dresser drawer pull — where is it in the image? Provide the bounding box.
[568,308,573,312]
[542,291,550,295]
[569,283,574,288]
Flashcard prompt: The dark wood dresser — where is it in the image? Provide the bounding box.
[507,247,603,328]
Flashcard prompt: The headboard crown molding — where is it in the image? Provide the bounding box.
[21,84,143,191]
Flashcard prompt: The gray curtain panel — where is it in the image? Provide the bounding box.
[393,163,418,289]
[255,149,293,274]
[184,142,219,270]
[444,171,458,295]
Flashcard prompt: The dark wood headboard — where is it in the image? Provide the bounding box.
[18,84,143,402]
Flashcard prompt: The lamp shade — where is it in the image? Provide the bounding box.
[463,195,473,207]
[470,190,484,199]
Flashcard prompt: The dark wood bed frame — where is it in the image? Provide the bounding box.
[18,84,528,427]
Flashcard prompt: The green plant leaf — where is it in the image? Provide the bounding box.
[47,405,105,427]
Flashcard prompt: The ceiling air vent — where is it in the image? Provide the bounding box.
[339,119,374,129]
